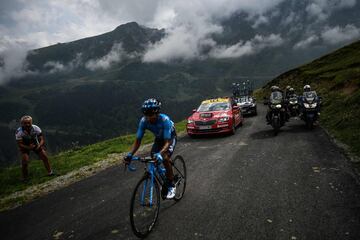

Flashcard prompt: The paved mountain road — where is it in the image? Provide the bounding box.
[1,105,360,240]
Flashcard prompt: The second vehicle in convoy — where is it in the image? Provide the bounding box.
[187,97,243,137]
[236,96,257,116]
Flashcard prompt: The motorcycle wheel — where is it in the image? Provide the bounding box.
[306,119,314,130]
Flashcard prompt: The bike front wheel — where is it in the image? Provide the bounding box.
[130,174,160,238]
[172,155,187,201]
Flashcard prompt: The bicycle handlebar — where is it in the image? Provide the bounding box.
[125,156,157,172]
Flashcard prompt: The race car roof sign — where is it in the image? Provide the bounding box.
[201,98,229,104]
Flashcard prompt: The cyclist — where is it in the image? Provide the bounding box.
[124,98,177,199]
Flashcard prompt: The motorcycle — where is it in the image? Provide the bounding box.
[288,95,299,117]
[267,92,286,135]
[299,91,321,129]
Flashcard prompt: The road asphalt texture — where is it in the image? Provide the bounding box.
[1,105,360,240]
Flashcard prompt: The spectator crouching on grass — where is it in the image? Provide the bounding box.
[15,115,54,182]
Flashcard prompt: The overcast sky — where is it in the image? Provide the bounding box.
[0,0,359,83]
[0,0,289,49]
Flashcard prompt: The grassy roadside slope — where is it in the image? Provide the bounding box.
[255,40,360,158]
[0,120,187,199]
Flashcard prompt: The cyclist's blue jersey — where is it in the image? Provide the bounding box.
[136,114,175,140]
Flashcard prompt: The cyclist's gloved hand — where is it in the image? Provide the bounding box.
[154,152,163,163]
[124,152,133,164]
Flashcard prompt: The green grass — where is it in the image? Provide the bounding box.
[0,120,187,198]
[255,40,360,157]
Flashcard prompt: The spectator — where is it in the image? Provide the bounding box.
[15,115,54,182]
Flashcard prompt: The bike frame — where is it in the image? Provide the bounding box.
[129,156,166,207]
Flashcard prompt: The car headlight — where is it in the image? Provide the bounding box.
[187,119,194,124]
[304,103,310,108]
[218,116,230,122]
[311,102,317,108]
[251,103,256,107]
[276,104,282,109]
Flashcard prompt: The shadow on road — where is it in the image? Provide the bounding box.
[181,133,231,143]
[249,128,276,140]
[284,122,321,134]
[249,120,321,140]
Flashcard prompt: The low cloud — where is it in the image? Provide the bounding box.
[0,38,35,85]
[294,35,319,49]
[306,0,357,21]
[44,61,65,73]
[209,34,284,59]
[44,53,83,73]
[252,15,269,28]
[143,24,221,63]
[143,0,285,62]
[281,12,297,27]
[293,24,360,49]
[321,24,360,45]
[85,43,136,70]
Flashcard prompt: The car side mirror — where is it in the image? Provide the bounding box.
[192,109,197,113]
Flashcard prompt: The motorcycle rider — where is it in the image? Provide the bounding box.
[299,84,321,118]
[266,86,286,124]
[288,87,297,98]
[300,85,312,103]
[289,87,295,95]
[287,88,299,116]
[285,85,292,99]
[303,84,312,94]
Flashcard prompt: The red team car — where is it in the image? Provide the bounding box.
[187,97,243,136]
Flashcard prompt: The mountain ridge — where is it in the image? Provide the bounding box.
[1,0,360,166]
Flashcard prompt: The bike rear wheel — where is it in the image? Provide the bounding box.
[130,174,160,238]
[172,155,187,201]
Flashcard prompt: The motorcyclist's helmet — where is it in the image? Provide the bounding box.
[289,87,295,94]
[303,85,311,92]
[286,85,291,91]
[142,98,161,115]
[271,85,280,92]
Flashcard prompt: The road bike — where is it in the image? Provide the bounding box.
[126,155,186,238]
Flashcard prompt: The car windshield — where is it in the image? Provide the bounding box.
[198,102,230,112]
[270,91,283,101]
[304,91,317,98]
